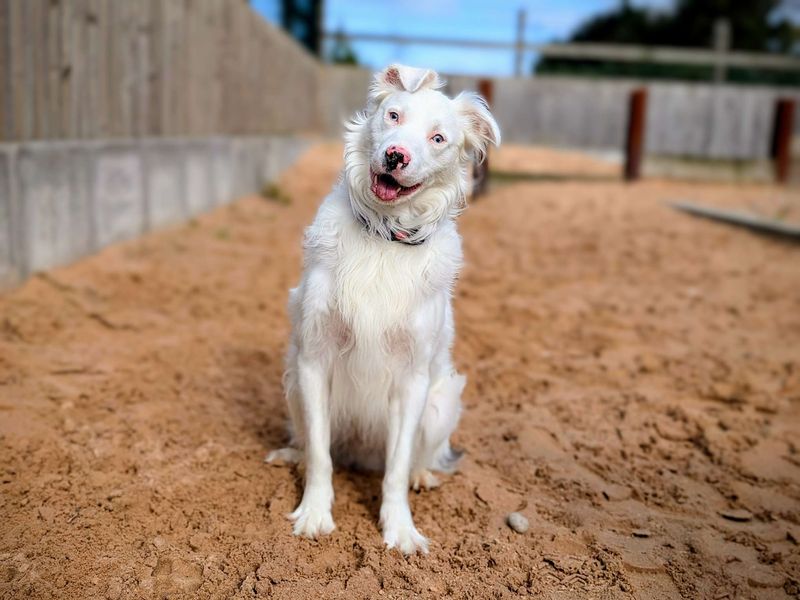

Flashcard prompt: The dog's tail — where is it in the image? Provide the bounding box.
[431,443,464,474]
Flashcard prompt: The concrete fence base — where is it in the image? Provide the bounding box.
[0,135,312,289]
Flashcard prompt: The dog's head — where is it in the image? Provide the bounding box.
[344,64,500,237]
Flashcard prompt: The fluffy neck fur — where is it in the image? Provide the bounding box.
[343,112,469,245]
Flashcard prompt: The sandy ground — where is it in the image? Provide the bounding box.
[490,144,620,179]
[1,143,799,600]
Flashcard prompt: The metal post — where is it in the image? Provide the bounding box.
[514,9,526,77]
[712,18,730,84]
[772,98,796,184]
[624,88,648,181]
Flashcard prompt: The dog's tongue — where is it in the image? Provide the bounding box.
[372,176,400,201]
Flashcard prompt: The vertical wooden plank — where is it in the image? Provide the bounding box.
[0,1,10,140]
[160,0,169,136]
[227,1,239,134]
[752,90,774,158]
[72,0,89,139]
[119,0,135,137]
[219,0,231,135]
[160,0,177,136]
[69,0,82,139]
[179,0,188,135]
[106,0,120,136]
[168,0,181,136]
[210,0,223,135]
[259,17,271,134]
[147,0,163,136]
[122,0,137,137]
[46,0,62,139]
[186,0,197,136]
[83,0,101,138]
[182,0,192,135]
[16,0,34,139]
[39,0,57,139]
[58,0,73,138]
[244,3,254,134]
[200,1,213,136]
[237,1,248,134]
[134,0,151,138]
[205,0,214,136]
[29,0,44,139]
[130,0,143,137]
[98,0,110,137]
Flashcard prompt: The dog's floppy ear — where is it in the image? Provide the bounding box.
[455,91,501,163]
[369,64,444,108]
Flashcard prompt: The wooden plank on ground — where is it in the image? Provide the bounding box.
[669,201,800,240]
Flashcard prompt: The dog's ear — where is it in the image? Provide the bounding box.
[368,64,443,108]
[455,92,501,163]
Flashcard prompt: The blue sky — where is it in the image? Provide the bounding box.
[252,0,677,76]
[252,1,800,76]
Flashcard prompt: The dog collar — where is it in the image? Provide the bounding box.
[355,212,426,246]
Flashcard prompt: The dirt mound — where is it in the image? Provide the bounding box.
[1,143,798,599]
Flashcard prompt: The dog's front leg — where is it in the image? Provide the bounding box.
[381,370,430,554]
[289,353,335,538]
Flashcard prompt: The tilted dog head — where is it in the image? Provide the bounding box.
[344,64,500,241]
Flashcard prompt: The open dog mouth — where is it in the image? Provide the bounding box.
[370,169,422,202]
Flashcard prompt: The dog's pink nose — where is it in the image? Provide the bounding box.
[385,145,411,171]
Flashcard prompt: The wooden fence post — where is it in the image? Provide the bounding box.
[771,98,796,185]
[472,78,494,197]
[478,78,494,107]
[624,87,648,181]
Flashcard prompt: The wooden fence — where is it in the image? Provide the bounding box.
[0,0,321,141]
[323,66,800,161]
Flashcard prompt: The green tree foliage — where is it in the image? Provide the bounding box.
[536,0,799,85]
[329,29,359,65]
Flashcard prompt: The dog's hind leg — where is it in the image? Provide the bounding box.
[265,342,305,466]
[411,371,465,490]
[265,398,304,465]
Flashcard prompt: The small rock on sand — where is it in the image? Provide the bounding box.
[720,509,753,522]
[506,512,529,534]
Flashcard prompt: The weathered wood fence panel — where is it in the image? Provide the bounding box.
[323,66,800,160]
[0,0,321,142]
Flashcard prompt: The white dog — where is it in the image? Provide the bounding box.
[267,64,500,554]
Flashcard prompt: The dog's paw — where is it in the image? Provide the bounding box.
[288,502,335,538]
[265,447,303,464]
[410,469,440,491]
[381,505,429,555]
[383,522,429,555]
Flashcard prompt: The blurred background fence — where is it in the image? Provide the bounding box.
[3,1,798,161]
[322,66,800,160]
[0,0,320,140]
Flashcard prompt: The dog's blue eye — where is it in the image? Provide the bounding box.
[388,111,399,121]
[431,134,445,144]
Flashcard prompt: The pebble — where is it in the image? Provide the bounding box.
[720,509,753,522]
[506,512,529,534]
[632,529,652,538]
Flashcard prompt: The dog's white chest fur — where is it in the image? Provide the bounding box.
[290,188,462,460]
